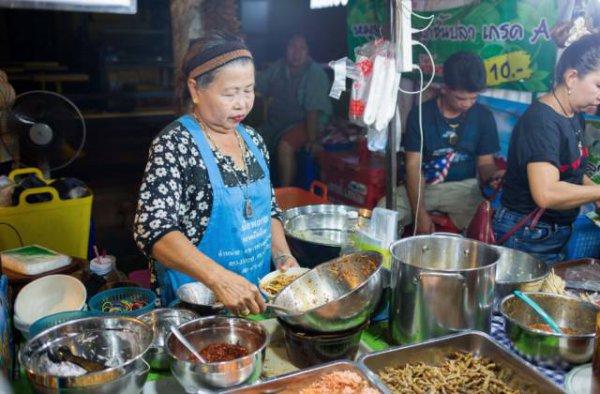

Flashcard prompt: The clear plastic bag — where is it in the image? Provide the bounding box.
[349,39,398,129]
[329,39,400,152]
[563,260,600,292]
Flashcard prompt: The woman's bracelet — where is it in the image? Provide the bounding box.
[273,253,293,265]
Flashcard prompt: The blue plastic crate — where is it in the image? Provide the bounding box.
[88,287,156,317]
[565,214,600,260]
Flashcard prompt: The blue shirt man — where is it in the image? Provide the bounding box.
[383,52,502,233]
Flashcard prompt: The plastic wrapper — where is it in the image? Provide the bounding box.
[564,260,600,289]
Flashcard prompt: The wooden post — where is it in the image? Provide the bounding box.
[170,0,202,97]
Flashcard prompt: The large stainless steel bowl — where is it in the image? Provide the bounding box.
[166,317,268,392]
[283,204,360,268]
[273,251,383,332]
[20,316,153,391]
[493,246,549,310]
[29,359,150,394]
[501,292,599,367]
[138,308,199,370]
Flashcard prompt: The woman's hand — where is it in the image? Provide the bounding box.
[207,268,265,316]
[274,254,300,271]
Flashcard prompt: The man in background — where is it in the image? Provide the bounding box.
[256,34,332,186]
[381,52,503,233]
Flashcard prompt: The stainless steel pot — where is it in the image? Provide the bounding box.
[492,245,549,311]
[389,235,500,345]
[283,204,360,268]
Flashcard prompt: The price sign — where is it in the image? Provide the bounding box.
[484,51,533,86]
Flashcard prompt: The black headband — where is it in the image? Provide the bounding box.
[185,41,252,79]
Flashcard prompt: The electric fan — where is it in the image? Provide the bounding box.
[6,90,86,174]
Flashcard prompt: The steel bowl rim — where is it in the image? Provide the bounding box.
[491,245,550,285]
[165,316,270,366]
[272,251,383,317]
[176,282,220,308]
[495,271,549,286]
[20,315,153,383]
[389,235,501,272]
[138,307,199,348]
[284,227,345,247]
[282,204,359,247]
[137,307,199,323]
[499,292,599,338]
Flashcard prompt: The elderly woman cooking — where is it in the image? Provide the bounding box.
[134,32,299,314]
[494,33,600,263]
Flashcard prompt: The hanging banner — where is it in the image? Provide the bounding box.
[346,0,388,60]
[412,0,560,92]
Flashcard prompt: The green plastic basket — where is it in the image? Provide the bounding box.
[88,287,156,317]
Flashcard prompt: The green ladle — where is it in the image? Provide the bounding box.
[513,290,562,334]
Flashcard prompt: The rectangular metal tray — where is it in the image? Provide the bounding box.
[224,360,388,393]
[359,331,565,394]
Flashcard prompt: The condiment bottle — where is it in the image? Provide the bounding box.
[82,255,127,297]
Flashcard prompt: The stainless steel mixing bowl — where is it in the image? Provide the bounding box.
[273,251,383,332]
[138,308,199,370]
[493,245,549,310]
[29,359,150,394]
[176,282,226,315]
[501,292,599,367]
[283,204,360,268]
[166,316,268,392]
[20,316,153,391]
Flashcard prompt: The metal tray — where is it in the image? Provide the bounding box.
[224,360,387,393]
[359,331,565,394]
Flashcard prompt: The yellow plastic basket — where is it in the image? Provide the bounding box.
[0,168,92,258]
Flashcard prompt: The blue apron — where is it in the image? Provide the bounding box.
[156,115,272,306]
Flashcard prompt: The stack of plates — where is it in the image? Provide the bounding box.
[14,274,86,338]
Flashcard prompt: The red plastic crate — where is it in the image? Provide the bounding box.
[275,181,328,210]
[317,151,386,209]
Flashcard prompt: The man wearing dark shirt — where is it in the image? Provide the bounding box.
[384,52,503,233]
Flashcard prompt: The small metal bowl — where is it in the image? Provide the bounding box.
[493,246,549,311]
[138,308,199,370]
[501,292,599,367]
[166,316,268,392]
[176,282,225,316]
